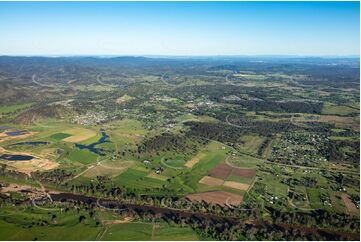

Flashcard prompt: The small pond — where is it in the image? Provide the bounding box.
[5,130,28,136]
[0,154,34,161]
[9,141,49,147]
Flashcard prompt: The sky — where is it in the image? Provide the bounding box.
[0,1,359,56]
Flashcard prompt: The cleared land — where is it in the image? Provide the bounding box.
[230,168,256,178]
[209,163,256,179]
[223,181,250,191]
[186,191,243,207]
[116,94,135,104]
[0,147,58,174]
[199,176,224,186]
[62,128,97,142]
[208,163,232,179]
[185,153,206,168]
[342,194,359,215]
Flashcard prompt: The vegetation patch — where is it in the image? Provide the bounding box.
[185,153,206,168]
[50,132,72,141]
[62,128,97,143]
[186,191,243,207]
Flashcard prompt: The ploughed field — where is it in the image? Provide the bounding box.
[0,56,359,240]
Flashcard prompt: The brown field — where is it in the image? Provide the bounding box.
[62,128,97,142]
[185,153,206,168]
[186,191,243,207]
[209,163,232,179]
[223,181,250,191]
[342,193,359,215]
[209,163,256,179]
[231,168,256,178]
[199,176,224,186]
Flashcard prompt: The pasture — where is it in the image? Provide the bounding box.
[62,128,97,143]
[101,221,199,241]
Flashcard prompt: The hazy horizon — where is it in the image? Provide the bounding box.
[0,1,359,56]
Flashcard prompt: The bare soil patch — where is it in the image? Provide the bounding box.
[3,157,59,174]
[185,153,205,168]
[231,168,256,178]
[342,193,359,215]
[103,217,133,225]
[186,191,243,207]
[62,128,97,143]
[223,181,250,191]
[0,147,58,174]
[209,163,256,179]
[199,176,224,186]
[209,163,232,179]
[116,95,135,104]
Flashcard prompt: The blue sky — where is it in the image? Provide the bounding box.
[0,1,359,56]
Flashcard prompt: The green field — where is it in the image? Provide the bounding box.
[322,102,359,116]
[67,148,99,164]
[113,168,167,189]
[49,132,72,141]
[227,153,263,168]
[101,222,199,241]
[0,103,33,114]
[238,135,265,155]
[0,206,101,241]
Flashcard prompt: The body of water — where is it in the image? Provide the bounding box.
[5,130,28,136]
[9,141,49,147]
[0,154,34,161]
[75,129,110,156]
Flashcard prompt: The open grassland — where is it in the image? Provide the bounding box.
[294,114,359,131]
[238,135,265,155]
[83,160,134,178]
[227,153,263,169]
[101,222,153,240]
[0,204,199,241]
[105,119,148,136]
[101,222,199,241]
[62,128,97,143]
[0,103,33,114]
[66,148,99,164]
[321,102,359,116]
[49,132,72,141]
[185,152,206,168]
[0,206,101,241]
[113,168,167,189]
[186,191,243,207]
